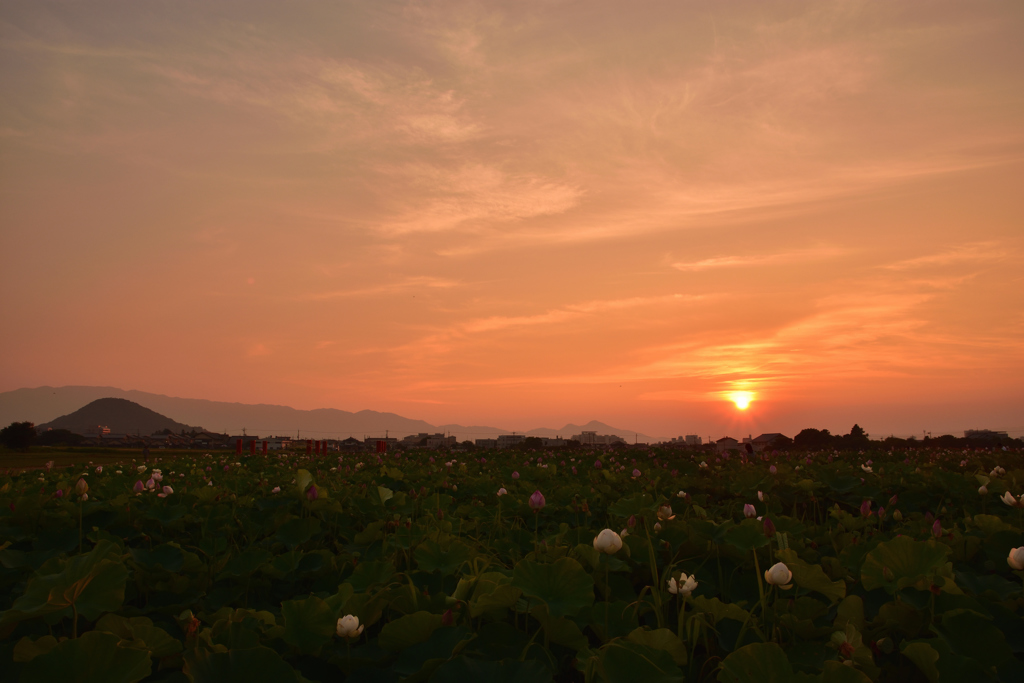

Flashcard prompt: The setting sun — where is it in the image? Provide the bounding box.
[729,392,755,410]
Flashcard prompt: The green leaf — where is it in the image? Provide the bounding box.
[295,469,313,493]
[590,600,640,641]
[129,544,184,572]
[378,485,394,505]
[601,640,685,683]
[281,595,337,654]
[13,635,59,663]
[429,657,554,683]
[901,642,940,683]
[627,627,688,665]
[692,596,751,624]
[218,548,272,580]
[932,608,1014,666]
[1,540,129,628]
[512,557,594,618]
[21,631,152,683]
[530,604,589,651]
[724,519,770,552]
[469,572,522,619]
[184,645,299,683]
[820,660,873,682]
[274,518,321,548]
[608,494,657,518]
[776,549,846,603]
[394,625,471,676]
[415,540,473,574]
[378,611,443,652]
[718,642,795,683]
[348,559,395,592]
[95,614,182,659]
[860,536,953,594]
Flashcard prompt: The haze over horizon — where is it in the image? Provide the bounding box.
[2,2,1022,440]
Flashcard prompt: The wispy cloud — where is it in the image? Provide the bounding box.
[881,242,1007,270]
[672,247,846,272]
[301,276,462,301]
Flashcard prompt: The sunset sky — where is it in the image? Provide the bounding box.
[2,1,1022,439]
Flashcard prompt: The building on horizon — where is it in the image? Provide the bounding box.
[572,430,626,446]
[964,429,1009,439]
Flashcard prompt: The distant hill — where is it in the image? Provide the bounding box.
[1,386,669,442]
[37,398,198,436]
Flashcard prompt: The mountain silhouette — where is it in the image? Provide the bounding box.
[37,397,197,436]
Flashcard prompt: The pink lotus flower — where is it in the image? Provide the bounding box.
[594,460,602,469]
[133,480,144,493]
[860,500,872,517]
[529,490,545,511]
[743,503,756,518]
[512,471,519,480]
[632,469,641,478]
[306,484,319,501]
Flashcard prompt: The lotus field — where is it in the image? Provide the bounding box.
[2,445,1024,683]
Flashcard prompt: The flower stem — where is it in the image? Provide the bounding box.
[752,548,767,636]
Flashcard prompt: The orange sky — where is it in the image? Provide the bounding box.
[1,1,1022,439]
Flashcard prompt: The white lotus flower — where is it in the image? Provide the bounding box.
[667,572,698,596]
[1002,492,1023,508]
[336,614,364,639]
[1008,546,1024,571]
[593,529,623,555]
[764,562,793,589]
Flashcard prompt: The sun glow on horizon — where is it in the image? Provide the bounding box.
[728,391,755,410]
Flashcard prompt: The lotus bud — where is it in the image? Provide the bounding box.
[743,503,756,518]
[932,519,942,538]
[593,529,623,555]
[162,486,173,495]
[75,478,89,497]
[763,517,776,538]
[877,507,885,520]
[628,514,637,528]
[882,566,895,582]
[512,471,520,480]
[620,528,629,537]
[441,609,454,626]
[654,522,662,532]
[978,485,988,495]
[81,493,88,501]
[336,615,364,639]
[306,484,318,501]
[657,504,675,521]
[888,495,898,507]
[529,490,546,512]
[757,491,764,502]
[632,469,641,478]
[764,562,793,589]
[893,510,902,522]
[860,500,872,517]
[1008,547,1024,571]
[133,480,144,493]
[594,460,602,469]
